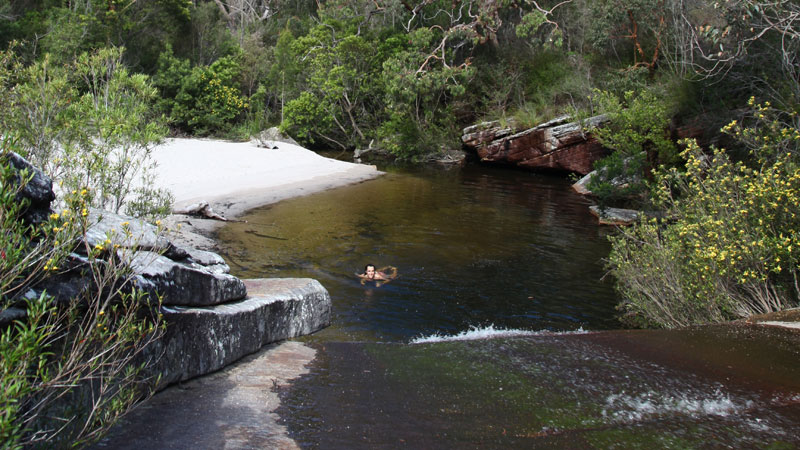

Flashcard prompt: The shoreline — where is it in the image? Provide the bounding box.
[152,137,383,250]
[126,137,382,448]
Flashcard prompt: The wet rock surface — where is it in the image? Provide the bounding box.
[93,341,315,450]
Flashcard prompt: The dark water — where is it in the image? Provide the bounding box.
[217,165,619,342]
[216,164,800,448]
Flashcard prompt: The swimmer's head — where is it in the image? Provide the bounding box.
[364,264,376,278]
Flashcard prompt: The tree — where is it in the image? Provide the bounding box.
[282,19,384,149]
[3,46,172,219]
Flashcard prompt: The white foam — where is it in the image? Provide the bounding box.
[409,324,588,344]
[603,389,753,423]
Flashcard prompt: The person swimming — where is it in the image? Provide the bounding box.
[357,264,397,286]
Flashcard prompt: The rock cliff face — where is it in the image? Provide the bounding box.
[462,115,609,175]
[5,152,331,388]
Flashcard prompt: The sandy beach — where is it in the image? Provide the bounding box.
[152,137,382,248]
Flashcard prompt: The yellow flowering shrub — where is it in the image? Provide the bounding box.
[609,102,800,328]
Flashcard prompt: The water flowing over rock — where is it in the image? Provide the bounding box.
[462,115,609,175]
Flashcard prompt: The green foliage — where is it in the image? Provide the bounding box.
[170,55,249,134]
[281,91,334,143]
[3,46,172,219]
[587,89,678,207]
[609,109,800,328]
[378,28,474,159]
[1,140,164,446]
[281,19,384,149]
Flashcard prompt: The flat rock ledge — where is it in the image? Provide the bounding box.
[589,205,640,226]
[147,278,331,388]
[462,115,609,175]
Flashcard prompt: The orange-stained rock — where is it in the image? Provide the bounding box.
[462,115,610,175]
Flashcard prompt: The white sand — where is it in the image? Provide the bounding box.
[152,138,381,217]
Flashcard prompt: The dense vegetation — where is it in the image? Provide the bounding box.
[1,0,800,443]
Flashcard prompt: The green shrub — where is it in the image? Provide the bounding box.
[610,110,800,327]
[170,55,249,135]
[588,89,678,208]
[4,47,172,218]
[1,140,164,447]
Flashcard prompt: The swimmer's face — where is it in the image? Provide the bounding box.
[365,266,376,278]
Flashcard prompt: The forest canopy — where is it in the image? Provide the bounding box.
[3,0,796,158]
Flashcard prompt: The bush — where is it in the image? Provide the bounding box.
[587,89,678,208]
[609,108,800,327]
[162,53,249,135]
[4,47,172,218]
[1,140,164,447]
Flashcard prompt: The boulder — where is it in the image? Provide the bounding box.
[5,151,55,225]
[572,171,596,195]
[126,251,246,306]
[571,156,642,196]
[148,278,331,386]
[183,247,231,275]
[589,206,640,226]
[254,127,299,148]
[85,209,188,260]
[0,308,27,327]
[462,115,610,175]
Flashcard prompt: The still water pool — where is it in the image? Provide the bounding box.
[216,163,800,448]
[217,164,619,342]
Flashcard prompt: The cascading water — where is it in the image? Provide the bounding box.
[217,163,800,448]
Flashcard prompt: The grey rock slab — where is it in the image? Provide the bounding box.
[147,278,330,387]
[0,308,27,326]
[184,246,230,273]
[85,209,188,260]
[92,341,314,450]
[589,205,640,226]
[127,251,246,306]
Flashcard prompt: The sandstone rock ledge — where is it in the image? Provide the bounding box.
[461,115,609,175]
[149,278,331,387]
[5,151,332,391]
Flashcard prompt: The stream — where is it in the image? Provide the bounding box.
[216,163,800,448]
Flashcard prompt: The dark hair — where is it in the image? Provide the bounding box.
[364,264,376,272]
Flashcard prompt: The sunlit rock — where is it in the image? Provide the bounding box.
[126,251,246,306]
[149,278,331,386]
